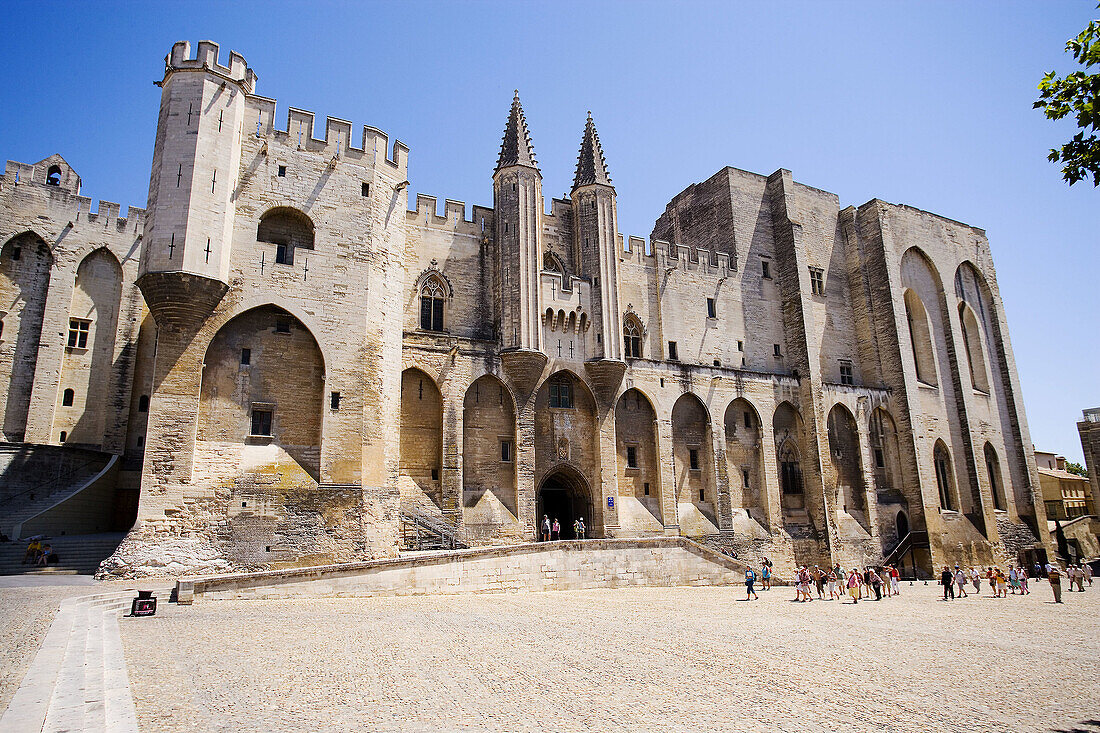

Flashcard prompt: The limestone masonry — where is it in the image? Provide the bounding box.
[0,41,1051,577]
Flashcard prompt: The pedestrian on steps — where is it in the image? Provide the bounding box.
[551,518,560,540]
[541,515,551,542]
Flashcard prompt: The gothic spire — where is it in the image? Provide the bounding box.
[495,90,539,172]
[572,111,612,190]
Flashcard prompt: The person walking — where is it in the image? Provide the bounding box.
[996,568,1008,598]
[814,566,826,599]
[576,517,586,540]
[1018,566,1030,595]
[1075,565,1086,592]
[551,518,560,540]
[941,566,955,600]
[1008,566,1020,594]
[1049,564,1064,603]
[890,565,901,596]
[745,566,759,600]
[761,563,772,590]
[541,515,551,542]
[955,567,968,597]
[827,567,839,600]
[847,568,861,604]
[1085,563,1094,587]
[971,567,981,594]
[869,568,883,600]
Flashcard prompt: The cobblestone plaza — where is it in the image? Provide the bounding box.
[111,583,1099,732]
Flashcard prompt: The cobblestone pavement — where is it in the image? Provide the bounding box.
[0,578,99,712]
[119,582,1100,732]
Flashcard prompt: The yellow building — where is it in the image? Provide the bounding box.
[1035,450,1094,520]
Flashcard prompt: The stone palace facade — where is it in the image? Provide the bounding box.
[0,41,1050,577]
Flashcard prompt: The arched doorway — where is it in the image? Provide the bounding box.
[896,511,909,539]
[537,467,593,540]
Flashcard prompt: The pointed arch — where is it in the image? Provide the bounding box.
[0,232,52,440]
[903,289,937,386]
[958,302,990,393]
[773,401,807,511]
[622,311,644,359]
[400,367,444,507]
[827,403,866,516]
[672,392,713,504]
[197,305,325,481]
[55,247,124,447]
[463,374,518,523]
[616,387,662,529]
[417,271,449,332]
[933,439,957,512]
[984,441,1006,512]
[724,397,764,518]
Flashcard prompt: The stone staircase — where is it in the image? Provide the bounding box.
[400,504,469,551]
[0,590,142,732]
[0,534,126,576]
[0,449,116,540]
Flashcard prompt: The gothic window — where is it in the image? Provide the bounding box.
[419,278,446,332]
[46,165,62,186]
[62,388,75,406]
[623,316,643,359]
[934,441,956,511]
[904,290,937,386]
[985,442,1005,511]
[67,318,90,349]
[548,376,573,409]
[959,303,990,393]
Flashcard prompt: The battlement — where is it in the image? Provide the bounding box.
[2,159,145,231]
[247,97,408,170]
[407,194,494,234]
[166,40,256,94]
[617,233,734,275]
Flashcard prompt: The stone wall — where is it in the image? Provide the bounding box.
[174,537,746,602]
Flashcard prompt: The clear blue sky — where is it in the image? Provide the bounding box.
[3,1,1097,461]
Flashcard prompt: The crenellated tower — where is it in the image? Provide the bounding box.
[571,113,622,360]
[137,40,255,329]
[493,92,543,351]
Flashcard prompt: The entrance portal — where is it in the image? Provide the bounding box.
[537,468,592,540]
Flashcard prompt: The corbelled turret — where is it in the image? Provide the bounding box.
[572,112,612,189]
[493,92,544,352]
[571,113,622,361]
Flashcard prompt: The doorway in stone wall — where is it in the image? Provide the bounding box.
[537,467,593,540]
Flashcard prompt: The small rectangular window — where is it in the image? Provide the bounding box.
[431,467,439,481]
[668,341,678,361]
[744,411,751,429]
[549,379,574,409]
[361,182,370,197]
[330,391,341,410]
[501,440,512,462]
[67,319,90,349]
[713,359,721,367]
[707,297,717,319]
[275,319,291,334]
[737,340,743,351]
[277,165,287,177]
[874,447,885,469]
[840,360,854,386]
[138,395,149,412]
[761,260,771,279]
[810,267,825,295]
[699,488,705,502]
[12,246,20,261]
[773,343,782,357]
[689,448,700,471]
[643,482,650,496]
[742,468,750,487]
[250,408,273,436]
[240,348,251,365]
[275,244,290,265]
[626,446,638,469]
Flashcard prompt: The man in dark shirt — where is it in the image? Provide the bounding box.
[941,566,955,600]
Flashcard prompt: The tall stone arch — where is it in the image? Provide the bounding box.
[0,232,53,441]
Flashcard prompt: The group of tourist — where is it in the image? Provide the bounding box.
[539,515,586,541]
[744,559,902,603]
[939,562,1094,604]
[743,556,1096,606]
[938,565,1032,599]
[20,538,54,567]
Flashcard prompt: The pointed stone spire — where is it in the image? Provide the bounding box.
[572,111,612,190]
[495,90,539,172]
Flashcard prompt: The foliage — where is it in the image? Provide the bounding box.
[1065,461,1089,478]
[1034,10,1100,186]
